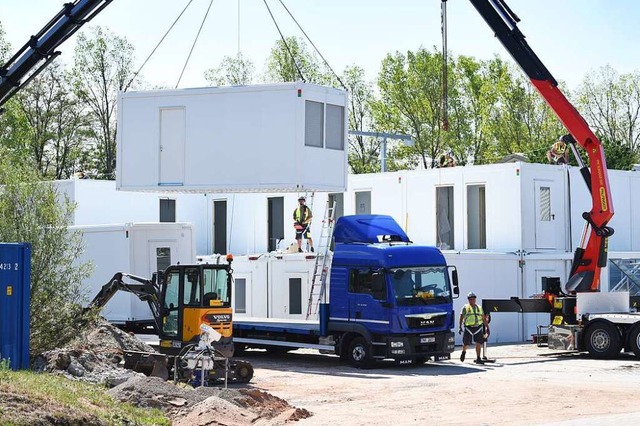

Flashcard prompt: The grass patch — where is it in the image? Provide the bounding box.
[0,368,169,425]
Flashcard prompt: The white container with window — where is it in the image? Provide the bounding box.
[116,82,348,193]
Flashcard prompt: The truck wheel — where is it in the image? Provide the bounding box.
[584,321,622,359]
[628,325,640,359]
[348,336,372,368]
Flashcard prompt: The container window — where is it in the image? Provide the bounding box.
[305,100,324,148]
[540,187,551,221]
[325,104,345,150]
[467,185,486,249]
[436,186,454,250]
[160,199,176,222]
[289,278,302,315]
[235,278,247,313]
[156,247,171,273]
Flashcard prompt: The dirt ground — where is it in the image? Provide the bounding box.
[237,344,640,426]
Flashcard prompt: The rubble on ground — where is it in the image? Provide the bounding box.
[32,317,154,385]
[30,318,312,424]
[108,375,311,425]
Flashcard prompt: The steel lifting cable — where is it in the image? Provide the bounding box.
[277,0,346,90]
[124,0,196,91]
[441,0,449,131]
[176,0,215,88]
[263,0,305,82]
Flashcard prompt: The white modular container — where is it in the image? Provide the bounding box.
[116,82,348,193]
[74,222,196,324]
[198,252,324,321]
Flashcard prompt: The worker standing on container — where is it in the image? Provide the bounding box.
[546,138,569,164]
[293,196,314,253]
[458,291,489,364]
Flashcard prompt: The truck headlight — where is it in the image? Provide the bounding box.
[390,341,404,348]
[448,336,455,343]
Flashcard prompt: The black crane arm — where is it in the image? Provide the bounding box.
[0,0,114,110]
[86,272,163,332]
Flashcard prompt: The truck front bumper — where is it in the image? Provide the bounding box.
[384,331,455,359]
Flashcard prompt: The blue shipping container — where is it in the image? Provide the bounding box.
[0,243,31,370]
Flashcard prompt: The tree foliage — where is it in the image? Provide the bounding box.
[71,26,137,179]
[343,65,380,174]
[0,149,92,354]
[204,52,255,86]
[265,37,331,84]
[576,66,640,169]
[13,63,89,179]
[374,47,449,169]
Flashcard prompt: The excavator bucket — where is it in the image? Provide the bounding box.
[124,351,169,380]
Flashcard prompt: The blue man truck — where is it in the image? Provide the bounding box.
[228,215,459,367]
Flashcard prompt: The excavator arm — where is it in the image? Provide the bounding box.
[0,0,114,110]
[469,0,614,292]
[86,272,163,332]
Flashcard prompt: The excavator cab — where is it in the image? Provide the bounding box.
[158,263,235,357]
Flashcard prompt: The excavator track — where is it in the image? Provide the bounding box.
[124,350,254,385]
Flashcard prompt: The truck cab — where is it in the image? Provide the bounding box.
[328,215,458,366]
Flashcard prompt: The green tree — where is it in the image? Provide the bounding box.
[576,66,640,167]
[0,149,92,354]
[204,52,255,86]
[0,21,9,61]
[71,26,137,179]
[373,47,447,169]
[265,37,330,84]
[13,63,89,178]
[449,56,510,165]
[343,65,379,174]
[483,66,564,164]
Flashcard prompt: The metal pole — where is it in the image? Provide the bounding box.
[381,137,388,173]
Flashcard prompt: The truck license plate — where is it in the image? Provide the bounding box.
[420,337,436,343]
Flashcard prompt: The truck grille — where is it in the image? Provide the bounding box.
[405,315,446,329]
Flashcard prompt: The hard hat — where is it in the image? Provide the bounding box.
[298,196,306,201]
[467,291,477,299]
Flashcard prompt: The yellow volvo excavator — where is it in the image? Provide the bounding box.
[87,256,253,384]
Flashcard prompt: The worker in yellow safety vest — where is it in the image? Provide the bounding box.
[293,196,314,253]
[458,292,489,364]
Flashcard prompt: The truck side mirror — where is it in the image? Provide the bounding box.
[449,266,460,298]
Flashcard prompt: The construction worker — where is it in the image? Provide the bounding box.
[546,138,569,164]
[293,196,314,253]
[459,291,489,364]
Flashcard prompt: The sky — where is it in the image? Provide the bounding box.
[2,0,640,91]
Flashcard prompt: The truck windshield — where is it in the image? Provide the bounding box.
[390,266,451,306]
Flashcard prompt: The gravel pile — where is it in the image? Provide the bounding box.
[108,376,311,425]
[33,318,155,385]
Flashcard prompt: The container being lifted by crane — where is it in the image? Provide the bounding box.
[467,0,640,359]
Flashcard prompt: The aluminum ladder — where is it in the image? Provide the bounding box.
[305,199,336,319]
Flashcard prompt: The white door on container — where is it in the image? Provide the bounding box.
[159,108,185,185]
[534,180,556,249]
[280,273,307,319]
